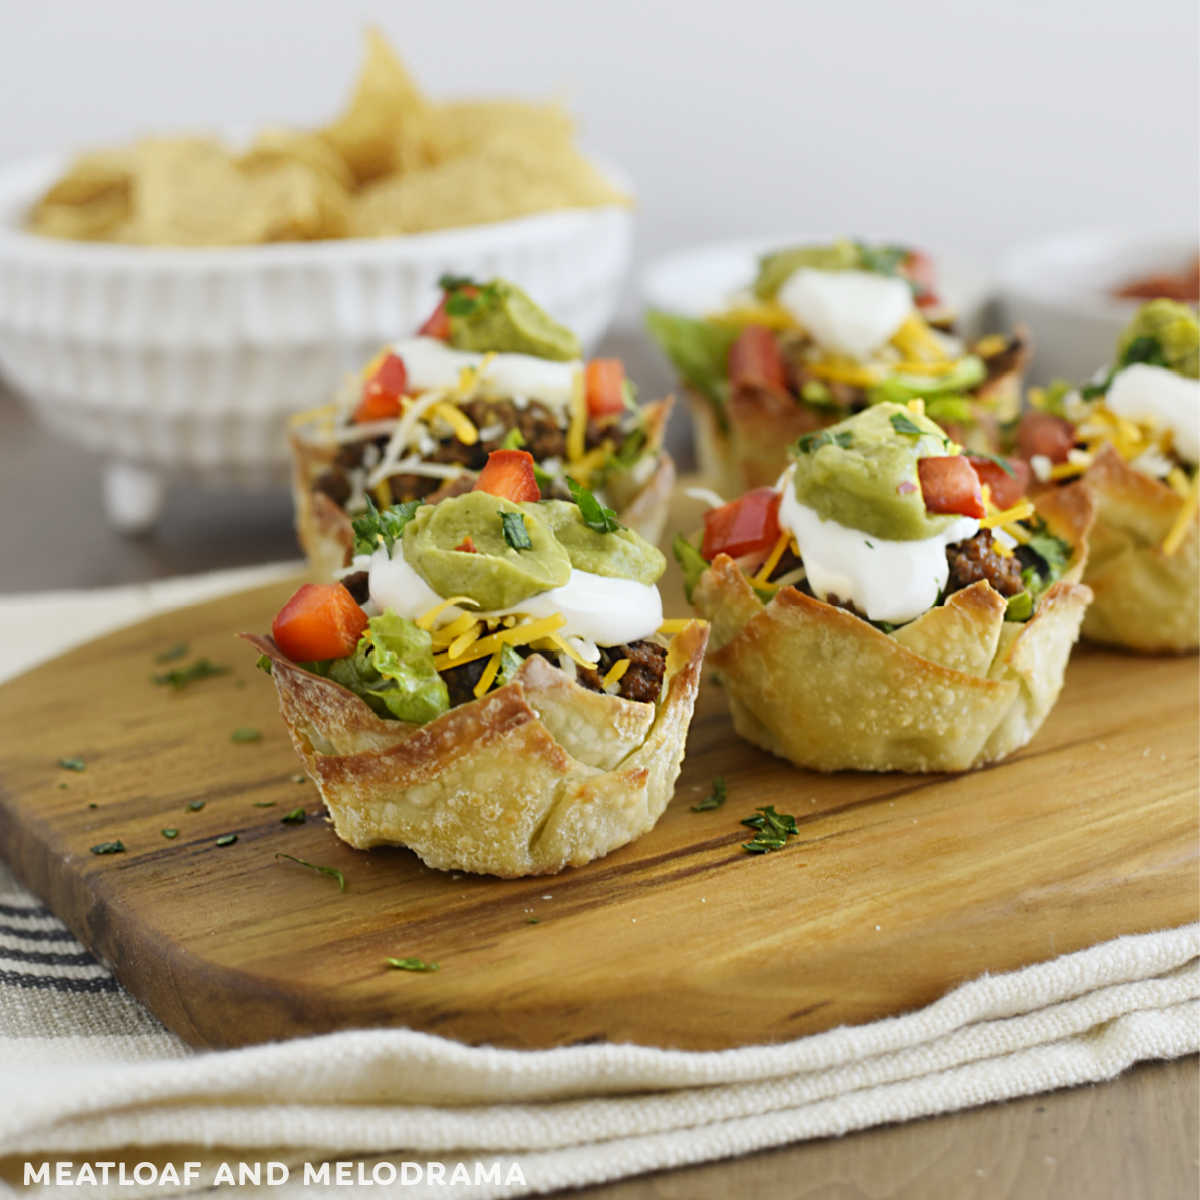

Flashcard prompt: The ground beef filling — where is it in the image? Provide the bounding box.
[311,401,640,509]
[944,530,1024,598]
[440,639,667,708]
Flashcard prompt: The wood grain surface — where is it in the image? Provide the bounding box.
[0,539,1195,1052]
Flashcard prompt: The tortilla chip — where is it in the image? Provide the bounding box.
[240,127,354,190]
[320,26,426,184]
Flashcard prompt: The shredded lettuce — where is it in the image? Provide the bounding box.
[312,612,449,724]
[644,310,737,425]
[673,534,710,603]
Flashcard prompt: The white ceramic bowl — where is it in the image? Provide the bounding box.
[997,229,1199,386]
[640,234,993,334]
[0,153,633,531]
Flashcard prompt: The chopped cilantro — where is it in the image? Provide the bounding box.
[351,496,423,557]
[215,834,238,847]
[161,828,179,840]
[90,841,125,855]
[276,852,345,891]
[230,727,262,744]
[154,642,189,663]
[255,654,273,675]
[386,956,439,972]
[741,805,799,854]
[1117,334,1168,370]
[291,774,308,784]
[186,800,206,812]
[501,427,526,450]
[795,429,853,454]
[855,241,909,278]
[889,412,924,437]
[153,658,230,690]
[691,777,727,812]
[57,757,86,772]
[970,451,1016,478]
[525,917,541,925]
[280,807,307,825]
[500,510,533,550]
[253,801,277,808]
[87,802,98,809]
[567,477,620,533]
[437,273,478,292]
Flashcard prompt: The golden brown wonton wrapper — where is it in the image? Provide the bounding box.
[289,398,677,579]
[243,621,708,877]
[1073,444,1198,653]
[689,486,1094,773]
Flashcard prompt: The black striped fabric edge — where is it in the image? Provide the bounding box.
[0,968,119,995]
[0,944,101,967]
[0,924,85,944]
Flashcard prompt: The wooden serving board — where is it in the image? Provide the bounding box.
[1,542,1197,1051]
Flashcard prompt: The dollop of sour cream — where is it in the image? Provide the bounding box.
[776,466,979,625]
[365,541,662,652]
[777,268,914,361]
[391,337,579,409]
[1105,363,1200,464]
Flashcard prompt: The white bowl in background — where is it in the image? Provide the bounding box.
[640,234,993,335]
[0,153,633,532]
[997,229,1199,386]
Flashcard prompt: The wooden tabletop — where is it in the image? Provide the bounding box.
[0,351,1195,1197]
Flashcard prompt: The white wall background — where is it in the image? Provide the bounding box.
[1,0,1196,272]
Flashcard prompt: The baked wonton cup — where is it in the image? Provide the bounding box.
[690,487,1094,774]
[290,398,676,579]
[1072,444,1199,654]
[243,620,708,877]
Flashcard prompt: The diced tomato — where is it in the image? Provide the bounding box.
[918,456,986,519]
[1016,411,1076,465]
[728,325,787,393]
[585,358,627,417]
[967,454,1031,511]
[702,487,782,561]
[472,449,541,503]
[271,583,368,663]
[454,536,477,554]
[903,249,941,309]
[417,294,451,340]
[353,352,408,423]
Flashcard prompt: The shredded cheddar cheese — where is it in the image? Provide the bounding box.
[416,595,479,631]
[980,497,1036,530]
[432,402,478,445]
[601,658,630,689]
[568,443,611,485]
[287,401,339,430]
[433,614,567,670]
[472,649,504,698]
[891,314,949,363]
[752,531,791,586]
[973,333,1008,358]
[656,618,695,634]
[710,301,798,331]
[372,478,393,508]
[546,632,594,669]
[565,366,588,464]
[1048,459,1090,481]
[806,358,885,387]
[1162,473,1199,556]
[991,538,1013,558]
[359,348,390,381]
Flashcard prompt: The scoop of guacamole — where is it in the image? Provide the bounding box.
[789,403,960,541]
[1115,299,1199,379]
[525,500,666,584]
[403,492,571,610]
[446,278,580,361]
[753,240,859,300]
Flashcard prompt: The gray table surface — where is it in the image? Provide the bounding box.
[0,353,1195,1199]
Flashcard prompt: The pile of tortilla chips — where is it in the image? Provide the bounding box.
[27,29,627,246]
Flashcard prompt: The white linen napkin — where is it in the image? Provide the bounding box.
[0,572,1196,1200]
